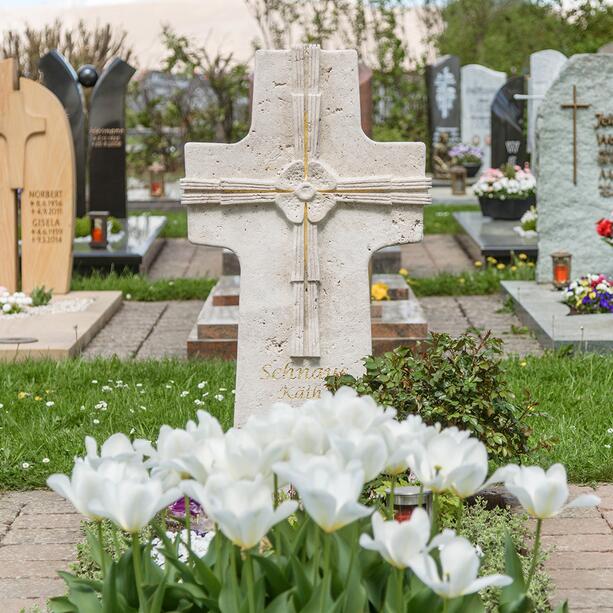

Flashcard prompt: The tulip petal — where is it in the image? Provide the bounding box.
[465,574,513,595]
[566,494,601,509]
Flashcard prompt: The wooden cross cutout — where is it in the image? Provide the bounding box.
[183,45,429,424]
[561,85,590,186]
[0,61,46,189]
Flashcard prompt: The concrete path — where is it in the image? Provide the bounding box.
[2,486,611,611]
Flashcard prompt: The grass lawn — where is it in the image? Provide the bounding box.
[423,203,480,234]
[1,352,612,490]
[71,272,216,301]
[506,352,613,484]
[130,210,187,239]
[0,359,235,490]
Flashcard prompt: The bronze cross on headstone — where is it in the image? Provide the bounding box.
[561,85,590,185]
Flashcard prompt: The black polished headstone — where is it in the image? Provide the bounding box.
[491,76,528,168]
[426,55,462,160]
[40,51,87,217]
[88,58,135,218]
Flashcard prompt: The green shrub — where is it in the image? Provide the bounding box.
[327,331,536,462]
[30,285,52,306]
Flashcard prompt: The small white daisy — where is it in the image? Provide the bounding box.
[214,394,224,401]
[197,381,207,389]
[607,428,613,435]
[136,383,143,388]
[42,458,50,464]
[101,385,112,392]
[91,380,98,384]
[180,391,189,397]
[21,462,30,469]
[93,419,100,425]
[45,401,54,407]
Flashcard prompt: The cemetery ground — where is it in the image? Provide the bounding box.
[1,203,612,611]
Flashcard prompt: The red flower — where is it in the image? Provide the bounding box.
[596,218,613,238]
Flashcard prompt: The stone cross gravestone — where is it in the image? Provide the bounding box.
[0,58,75,294]
[182,45,429,425]
[461,64,506,169]
[537,54,613,282]
[491,76,528,168]
[527,50,567,154]
[426,56,461,168]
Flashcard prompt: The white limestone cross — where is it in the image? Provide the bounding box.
[182,45,430,425]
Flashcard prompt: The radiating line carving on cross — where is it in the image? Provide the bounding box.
[182,45,429,358]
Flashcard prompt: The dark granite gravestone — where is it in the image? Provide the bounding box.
[491,76,528,168]
[40,51,87,217]
[88,59,136,218]
[426,55,461,168]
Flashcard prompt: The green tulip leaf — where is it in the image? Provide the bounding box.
[254,553,292,595]
[290,554,314,607]
[553,601,570,612]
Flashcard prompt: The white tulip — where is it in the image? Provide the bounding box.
[359,509,454,568]
[183,475,297,549]
[168,437,226,484]
[409,536,512,599]
[274,454,371,532]
[214,427,286,481]
[89,476,180,533]
[185,410,224,441]
[380,416,438,475]
[47,457,149,521]
[84,433,142,467]
[409,428,489,497]
[491,463,600,519]
[135,425,198,485]
[47,459,107,521]
[328,430,388,481]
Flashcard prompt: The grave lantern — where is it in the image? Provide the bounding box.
[390,486,433,521]
[450,165,467,195]
[89,211,109,249]
[148,161,166,198]
[551,251,572,289]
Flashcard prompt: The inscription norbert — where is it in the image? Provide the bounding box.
[260,361,348,401]
[26,189,65,244]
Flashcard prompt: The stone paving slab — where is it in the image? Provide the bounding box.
[0,491,80,612]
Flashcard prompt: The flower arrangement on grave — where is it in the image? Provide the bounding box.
[371,281,390,301]
[449,143,483,165]
[0,286,53,315]
[514,205,537,238]
[562,274,613,314]
[74,216,123,239]
[46,388,596,612]
[596,213,613,246]
[473,164,536,201]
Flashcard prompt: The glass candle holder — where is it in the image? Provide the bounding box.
[148,161,166,198]
[89,211,109,249]
[389,485,433,521]
[551,251,572,289]
[450,165,467,196]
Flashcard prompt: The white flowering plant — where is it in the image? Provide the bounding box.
[514,206,537,238]
[473,165,536,200]
[47,389,594,613]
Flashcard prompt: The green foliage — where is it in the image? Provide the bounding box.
[71,271,216,301]
[53,511,521,612]
[131,210,188,238]
[433,0,613,77]
[424,203,480,234]
[30,285,53,307]
[74,216,123,238]
[0,358,235,489]
[327,331,536,461]
[444,500,552,612]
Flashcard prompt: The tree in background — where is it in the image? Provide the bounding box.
[0,19,133,80]
[127,26,250,175]
[431,0,613,76]
[245,0,429,143]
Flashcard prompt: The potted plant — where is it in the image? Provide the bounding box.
[563,274,613,314]
[473,164,536,220]
[449,144,483,177]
